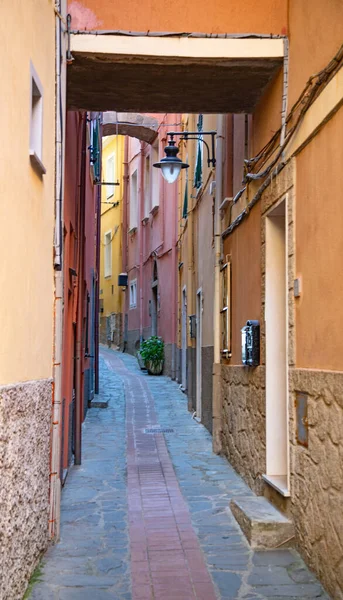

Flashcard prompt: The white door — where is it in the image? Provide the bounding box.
[196,289,202,419]
[181,288,187,390]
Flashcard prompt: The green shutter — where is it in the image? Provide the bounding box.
[182,174,188,219]
[193,114,203,189]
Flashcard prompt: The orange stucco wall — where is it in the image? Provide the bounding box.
[288,0,343,108]
[68,0,287,35]
[295,106,343,371]
[223,202,261,365]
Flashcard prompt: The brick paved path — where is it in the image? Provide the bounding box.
[29,349,330,600]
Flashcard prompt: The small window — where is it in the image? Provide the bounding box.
[144,155,151,217]
[220,261,231,357]
[151,142,160,212]
[104,231,112,278]
[129,279,137,309]
[29,62,45,174]
[129,170,138,230]
[106,154,115,198]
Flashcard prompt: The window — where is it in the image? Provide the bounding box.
[144,155,151,217]
[220,261,231,357]
[129,279,137,309]
[106,154,115,198]
[104,231,112,278]
[151,142,160,212]
[129,170,138,230]
[29,62,45,174]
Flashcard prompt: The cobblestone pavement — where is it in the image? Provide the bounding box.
[29,348,330,600]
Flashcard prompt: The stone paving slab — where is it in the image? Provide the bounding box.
[28,348,330,600]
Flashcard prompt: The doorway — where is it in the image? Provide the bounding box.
[181,287,187,391]
[264,197,290,496]
[151,261,158,336]
[196,288,202,420]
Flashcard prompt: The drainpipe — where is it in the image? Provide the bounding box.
[212,114,225,454]
[49,0,66,542]
[171,168,177,380]
[139,145,144,343]
[74,114,87,466]
[122,138,129,349]
[94,160,101,394]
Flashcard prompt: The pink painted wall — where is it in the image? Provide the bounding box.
[123,116,180,352]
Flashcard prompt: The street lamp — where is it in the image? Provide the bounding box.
[153,130,217,183]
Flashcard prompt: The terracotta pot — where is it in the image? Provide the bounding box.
[146,360,164,375]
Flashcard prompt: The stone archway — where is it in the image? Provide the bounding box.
[102,112,159,144]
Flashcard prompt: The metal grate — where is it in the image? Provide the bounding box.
[144,427,174,434]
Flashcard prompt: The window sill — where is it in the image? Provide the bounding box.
[142,216,149,225]
[262,474,290,497]
[128,227,137,235]
[150,205,159,217]
[30,150,46,175]
[129,305,137,310]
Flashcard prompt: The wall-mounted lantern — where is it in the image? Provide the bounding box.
[153,130,216,184]
[241,320,260,367]
[118,272,128,291]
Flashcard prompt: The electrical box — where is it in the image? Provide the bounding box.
[118,272,128,288]
[241,320,260,367]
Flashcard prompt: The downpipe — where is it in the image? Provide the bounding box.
[49,0,67,541]
[212,114,225,454]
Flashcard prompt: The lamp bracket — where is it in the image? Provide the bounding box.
[167,130,217,168]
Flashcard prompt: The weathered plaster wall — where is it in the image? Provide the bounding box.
[0,2,55,385]
[0,379,52,600]
[289,368,343,599]
[295,107,343,371]
[68,0,288,35]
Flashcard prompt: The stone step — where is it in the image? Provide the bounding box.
[230,496,294,550]
[89,397,109,409]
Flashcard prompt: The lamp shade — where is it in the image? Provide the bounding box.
[153,139,189,183]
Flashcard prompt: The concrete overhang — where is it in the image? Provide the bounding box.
[102,112,159,143]
[68,34,284,113]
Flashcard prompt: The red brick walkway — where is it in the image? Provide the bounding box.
[105,352,217,600]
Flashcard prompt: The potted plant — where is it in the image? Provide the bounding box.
[140,336,164,375]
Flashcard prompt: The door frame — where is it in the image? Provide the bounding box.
[181,286,187,390]
[196,288,203,419]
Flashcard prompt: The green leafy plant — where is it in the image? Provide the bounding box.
[140,336,164,366]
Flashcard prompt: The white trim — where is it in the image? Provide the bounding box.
[30,61,45,172]
[106,152,115,198]
[104,229,112,278]
[262,474,291,498]
[71,35,284,60]
[265,196,290,496]
[129,278,137,309]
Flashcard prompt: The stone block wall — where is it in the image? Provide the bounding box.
[202,346,214,433]
[289,368,343,599]
[0,379,52,600]
[220,365,266,494]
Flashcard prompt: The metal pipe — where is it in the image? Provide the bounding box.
[139,146,144,343]
[94,135,101,395]
[49,0,67,543]
[212,114,225,454]
[74,114,87,466]
[122,139,129,349]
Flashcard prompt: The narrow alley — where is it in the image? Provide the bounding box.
[28,348,329,600]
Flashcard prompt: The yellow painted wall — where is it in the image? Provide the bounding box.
[0,1,56,385]
[100,135,125,319]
